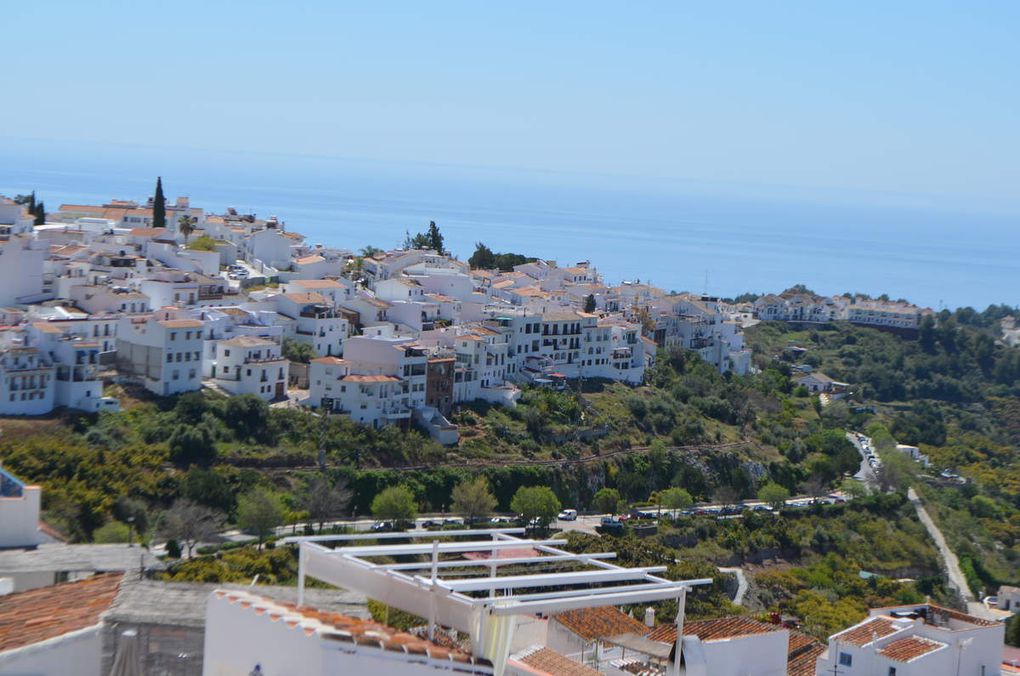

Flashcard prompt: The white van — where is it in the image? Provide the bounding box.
[558,509,578,521]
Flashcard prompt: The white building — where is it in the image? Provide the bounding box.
[203,529,713,676]
[31,323,114,413]
[115,314,204,396]
[0,343,55,415]
[842,299,922,330]
[276,292,350,357]
[0,573,123,676]
[0,465,42,548]
[814,603,1004,676]
[210,335,288,400]
[0,236,50,306]
[203,588,494,676]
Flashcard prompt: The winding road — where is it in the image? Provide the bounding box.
[718,566,749,606]
[907,487,996,619]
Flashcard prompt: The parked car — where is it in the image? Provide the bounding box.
[558,509,578,521]
[370,521,393,532]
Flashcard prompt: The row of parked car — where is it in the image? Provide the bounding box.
[853,431,882,470]
[370,511,579,532]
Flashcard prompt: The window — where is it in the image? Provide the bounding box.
[172,370,180,381]
[170,332,176,341]
[838,653,852,667]
[224,349,230,357]
[888,668,896,676]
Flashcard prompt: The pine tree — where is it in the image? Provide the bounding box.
[426,220,444,255]
[584,294,597,313]
[153,177,166,228]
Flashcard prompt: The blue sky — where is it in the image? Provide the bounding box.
[4,1,1020,206]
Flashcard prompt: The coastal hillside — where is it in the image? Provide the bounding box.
[1,306,1017,637]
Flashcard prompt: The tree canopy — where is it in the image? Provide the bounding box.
[237,487,285,549]
[153,176,166,228]
[468,242,537,271]
[510,486,561,531]
[450,476,497,525]
[404,221,445,255]
[371,485,418,525]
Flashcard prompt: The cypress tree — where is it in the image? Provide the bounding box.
[33,200,45,225]
[153,177,166,228]
[426,220,444,255]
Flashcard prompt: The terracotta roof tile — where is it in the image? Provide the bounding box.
[290,279,343,289]
[218,592,486,667]
[0,573,122,652]
[832,616,901,646]
[878,635,947,662]
[342,374,399,383]
[787,629,826,676]
[647,615,783,643]
[516,646,600,675]
[553,606,647,641]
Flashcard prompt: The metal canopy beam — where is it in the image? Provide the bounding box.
[281,527,525,544]
[377,552,618,571]
[484,580,683,603]
[336,539,567,558]
[436,566,668,593]
[488,585,700,616]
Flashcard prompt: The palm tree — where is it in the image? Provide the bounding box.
[177,215,195,244]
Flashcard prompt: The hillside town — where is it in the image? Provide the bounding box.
[0,190,929,440]
[0,187,1016,675]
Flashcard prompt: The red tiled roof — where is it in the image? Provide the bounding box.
[216,591,485,667]
[787,629,826,676]
[342,374,399,383]
[832,616,900,646]
[553,606,647,641]
[291,279,343,289]
[878,635,947,662]
[515,647,600,676]
[647,616,783,643]
[157,319,203,329]
[0,573,123,652]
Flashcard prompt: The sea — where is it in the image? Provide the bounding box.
[1,137,1017,311]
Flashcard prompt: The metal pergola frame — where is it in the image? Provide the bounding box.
[283,528,709,676]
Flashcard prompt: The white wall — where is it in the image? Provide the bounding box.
[203,592,493,676]
[698,630,788,676]
[0,484,41,548]
[0,625,102,676]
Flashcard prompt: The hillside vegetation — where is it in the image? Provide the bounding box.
[1,308,1017,633]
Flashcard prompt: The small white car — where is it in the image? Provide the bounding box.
[558,509,578,521]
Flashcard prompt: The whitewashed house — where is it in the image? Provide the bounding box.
[0,465,42,548]
[115,314,204,396]
[210,335,288,400]
[0,342,55,415]
[276,292,350,357]
[814,603,1004,676]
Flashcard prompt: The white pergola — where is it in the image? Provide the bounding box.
[283,528,710,675]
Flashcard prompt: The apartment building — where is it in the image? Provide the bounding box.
[210,335,288,400]
[115,314,204,396]
[0,343,55,415]
[814,603,1004,676]
[275,292,350,357]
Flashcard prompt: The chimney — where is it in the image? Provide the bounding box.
[645,606,655,628]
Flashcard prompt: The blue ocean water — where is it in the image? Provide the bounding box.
[0,138,1017,310]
